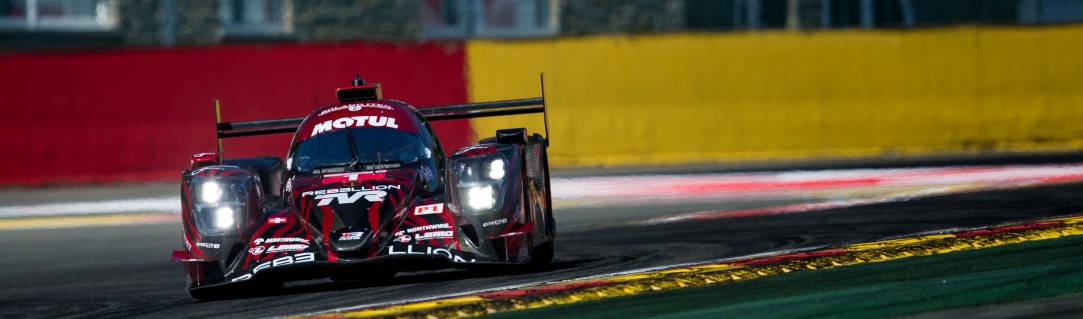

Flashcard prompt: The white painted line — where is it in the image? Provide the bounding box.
[634,186,962,225]
[550,163,1083,206]
[0,197,181,218]
[5,163,1082,218]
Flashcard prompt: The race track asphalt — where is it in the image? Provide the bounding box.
[2,169,1083,318]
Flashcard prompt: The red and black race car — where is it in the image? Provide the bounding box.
[171,76,555,300]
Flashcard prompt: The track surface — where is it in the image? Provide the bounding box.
[2,167,1083,318]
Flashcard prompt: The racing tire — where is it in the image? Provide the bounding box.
[529,134,555,268]
[189,285,242,301]
[188,288,225,301]
[329,269,397,282]
[188,280,282,301]
[529,238,554,267]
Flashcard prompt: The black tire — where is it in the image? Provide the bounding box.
[529,135,555,268]
[330,269,397,282]
[540,142,555,240]
[530,237,554,267]
[188,280,282,301]
[188,287,228,301]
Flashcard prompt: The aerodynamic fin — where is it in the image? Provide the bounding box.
[213,74,549,144]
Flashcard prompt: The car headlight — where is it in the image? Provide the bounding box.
[213,207,235,230]
[453,155,507,214]
[190,177,247,236]
[487,159,505,180]
[466,185,495,210]
[199,181,223,203]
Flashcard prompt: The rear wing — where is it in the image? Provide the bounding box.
[213,75,550,153]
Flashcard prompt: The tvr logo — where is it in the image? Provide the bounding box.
[312,191,387,206]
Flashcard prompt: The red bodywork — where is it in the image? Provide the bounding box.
[172,84,554,296]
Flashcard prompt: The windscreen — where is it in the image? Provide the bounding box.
[290,127,431,174]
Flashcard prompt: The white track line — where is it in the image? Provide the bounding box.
[0,197,180,218]
[4,163,1083,218]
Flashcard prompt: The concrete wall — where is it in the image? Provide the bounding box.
[560,0,686,35]
[468,25,1083,167]
[292,0,421,42]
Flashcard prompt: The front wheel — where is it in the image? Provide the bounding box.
[189,280,282,301]
[190,278,283,300]
[329,269,397,282]
[529,237,554,267]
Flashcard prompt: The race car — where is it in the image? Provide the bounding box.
[171,76,555,300]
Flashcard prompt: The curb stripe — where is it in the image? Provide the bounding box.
[290,215,1083,319]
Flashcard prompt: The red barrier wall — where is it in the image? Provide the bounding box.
[0,42,471,186]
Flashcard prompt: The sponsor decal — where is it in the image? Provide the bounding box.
[248,246,266,255]
[301,185,400,196]
[318,103,395,116]
[401,223,450,234]
[267,244,308,253]
[482,218,508,228]
[387,245,475,263]
[254,237,310,245]
[414,203,444,216]
[340,231,366,241]
[515,201,525,221]
[268,217,287,224]
[196,242,220,249]
[232,252,316,282]
[420,165,435,181]
[311,116,399,136]
[395,234,412,243]
[415,230,454,241]
[301,186,401,206]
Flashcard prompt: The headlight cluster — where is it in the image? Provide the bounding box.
[455,157,507,213]
[487,158,505,179]
[199,181,223,203]
[466,185,495,210]
[191,177,247,236]
[212,206,235,230]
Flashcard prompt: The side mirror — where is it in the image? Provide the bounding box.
[191,153,220,169]
[496,128,528,145]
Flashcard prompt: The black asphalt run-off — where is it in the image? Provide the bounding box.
[2,179,1083,318]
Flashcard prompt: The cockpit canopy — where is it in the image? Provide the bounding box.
[289,126,433,174]
[286,100,441,177]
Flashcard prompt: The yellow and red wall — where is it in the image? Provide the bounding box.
[3,25,1082,185]
[470,25,1083,167]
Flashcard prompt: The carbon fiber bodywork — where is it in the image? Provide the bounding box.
[172,87,553,299]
